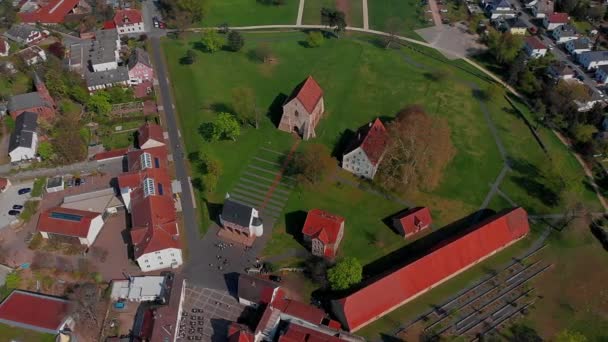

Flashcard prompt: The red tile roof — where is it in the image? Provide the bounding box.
[302,209,345,245]
[0,290,70,333]
[93,148,128,161]
[114,9,143,27]
[149,275,184,341]
[332,207,530,331]
[279,323,346,342]
[547,12,569,23]
[137,122,164,148]
[345,118,389,166]
[131,195,179,258]
[229,323,254,342]
[18,0,80,24]
[525,36,546,50]
[273,295,326,324]
[394,207,432,237]
[126,146,168,171]
[103,20,116,29]
[37,207,101,238]
[292,76,323,114]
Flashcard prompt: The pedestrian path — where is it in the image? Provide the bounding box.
[362,0,369,30]
[296,0,305,25]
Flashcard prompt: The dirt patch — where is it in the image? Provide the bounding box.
[280,272,316,303]
[336,0,352,26]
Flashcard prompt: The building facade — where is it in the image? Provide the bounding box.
[302,209,345,259]
[8,111,38,162]
[278,76,324,140]
[219,197,264,237]
[342,118,389,180]
[114,9,145,35]
[128,48,154,84]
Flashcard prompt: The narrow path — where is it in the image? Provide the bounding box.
[296,0,305,26]
[362,0,369,30]
[427,0,443,27]
[260,140,300,211]
[480,164,511,210]
[497,188,518,207]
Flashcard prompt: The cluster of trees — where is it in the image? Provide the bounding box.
[283,144,336,186]
[377,105,456,193]
[556,0,606,22]
[485,29,523,65]
[158,0,209,29]
[321,8,347,35]
[183,29,245,63]
[189,151,222,194]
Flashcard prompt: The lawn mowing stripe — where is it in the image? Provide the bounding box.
[232,187,285,207]
[234,179,272,194]
[253,157,282,168]
[262,209,280,218]
[235,183,288,201]
[248,164,297,183]
[243,171,294,189]
[260,147,286,156]
[239,177,291,195]
[230,192,263,207]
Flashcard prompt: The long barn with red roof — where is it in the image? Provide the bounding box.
[0,290,73,334]
[331,207,530,331]
[342,118,389,180]
[278,76,325,140]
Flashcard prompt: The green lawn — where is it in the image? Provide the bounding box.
[302,0,363,27]
[0,323,55,342]
[201,0,299,27]
[368,0,431,38]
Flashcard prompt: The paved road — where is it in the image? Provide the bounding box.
[0,158,123,181]
[296,0,305,25]
[427,0,443,27]
[362,0,370,30]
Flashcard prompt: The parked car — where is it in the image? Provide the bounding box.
[75,178,82,186]
[17,188,31,195]
[269,275,282,283]
[8,210,20,216]
[12,205,23,210]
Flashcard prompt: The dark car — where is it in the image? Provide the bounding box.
[12,205,23,210]
[269,275,282,283]
[17,188,31,195]
[75,178,82,186]
[8,210,20,216]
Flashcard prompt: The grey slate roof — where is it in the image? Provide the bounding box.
[221,198,255,227]
[558,24,577,36]
[128,48,151,69]
[9,111,37,152]
[7,92,45,112]
[580,50,608,62]
[238,273,279,304]
[507,18,527,28]
[85,66,129,87]
[570,37,591,49]
[89,29,119,66]
[3,24,38,43]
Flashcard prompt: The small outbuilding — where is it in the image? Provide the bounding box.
[46,176,64,193]
[302,209,345,259]
[392,207,432,238]
[37,207,105,246]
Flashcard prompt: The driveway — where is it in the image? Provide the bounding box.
[0,181,34,229]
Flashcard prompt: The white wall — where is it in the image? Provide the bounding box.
[85,215,105,246]
[9,132,37,162]
[92,61,118,72]
[137,248,183,272]
[117,23,145,35]
[342,148,376,179]
[140,139,164,150]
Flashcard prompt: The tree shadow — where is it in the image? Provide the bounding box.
[207,201,223,226]
[472,88,490,102]
[331,129,355,159]
[210,102,233,114]
[267,93,288,127]
[179,56,193,65]
[379,334,405,342]
[210,318,232,342]
[192,41,207,52]
[511,176,560,207]
[284,210,308,248]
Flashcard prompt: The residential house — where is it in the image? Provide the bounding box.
[37,207,105,246]
[278,76,325,140]
[17,45,47,66]
[0,290,74,335]
[552,24,578,43]
[573,83,605,111]
[7,73,56,121]
[18,0,84,24]
[485,0,516,19]
[85,67,129,91]
[128,48,154,84]
[145,275,186,342]
[547,61,575,80]
[8,111,38,162]
[331,207,530,332]
[565,37,591,55]
[596,65,608,83]
[302,209,345,259]
[0,37,9,57]
[543,12,569,30]
[506,18,528,35]
[237,273,282,307]
[3,24,43,45]
[392,207,433,238]
[0,178,11,193]
[137,122,165,149]
[219,196,264,238]
[342,118,389,180]
[524,36,548,58]
[578,50,608,70]
[110,276,168,302]
[531,0,554,18]
[114,9,145,35]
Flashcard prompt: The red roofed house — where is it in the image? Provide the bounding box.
[0,177,11,193]
[342,118,389,180]
[0,37,9,57]
[114,9,145,35]
[0,290,73,334]
[392,207,432,238]
[278,76,325,140]
[331,207,530,332]
[137,122,165,149]
[524,36,547,59]
[302,209,345,259]
[543,12,569,30]
[37,207,105,246]
[18,0,82,24]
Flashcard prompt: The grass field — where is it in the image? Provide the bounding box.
[302,0,363,27]
[201,0,299,27]
[368,0,431,38]
[0,323,55,342]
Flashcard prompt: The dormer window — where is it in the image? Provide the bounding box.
[140,152,152,169]
[143,177,155,197]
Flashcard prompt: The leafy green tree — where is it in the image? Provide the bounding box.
[201,29,222,53]
[321,8,347,34]
[573,124,597,144]
[327,257,362,291]
[486,29,523,65]
[87,93,112,116]
[200,113,240,141]
[306,31,324,47]
[517,69,541,95]
[4,272,20,289]
[176,0,209,21]
[37,141,54,160]
[45,69,68,98]
[556,330,587,342]
[227,30,244,52]
[508,324,542,342]
[231,87,257,127]
[69,85,89,105]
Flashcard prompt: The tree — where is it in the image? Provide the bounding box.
[37,141,54,160]
[377,105,456,192]
[555,330,587,342]
[47,42,65,59]
[306,31,324,48]
[68,283,103,341]
[87,93,112,116]
[183,49,197,64]
[0,1,17,29]
[587,5,605,22]
[383,17,401,48]
[201,29,222,53]
[508,324,542,342]
[557,0,578,13]
[227,30,244,52]
[251,43,274,63]
[327,257,362,291]
[321,8,347,35]
[231,87,257,127]
[52,109,87,164]
[201,112,240,141]
[486,29,523,65]
[69,85,89,105]
[45,69,68,98]
[517,69,541,95]
[573,124,597,144]
[508,52,527,85]
[175,0,209,22]
[284,144,335,185]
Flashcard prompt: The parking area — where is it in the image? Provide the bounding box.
[178,285,247,341]
[0,180,34,229]
[416,22,487,59]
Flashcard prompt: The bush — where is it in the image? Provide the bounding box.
[306,31,324,48]
[28,232,43,250]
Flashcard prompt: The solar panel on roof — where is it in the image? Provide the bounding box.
[50,211,83,222]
